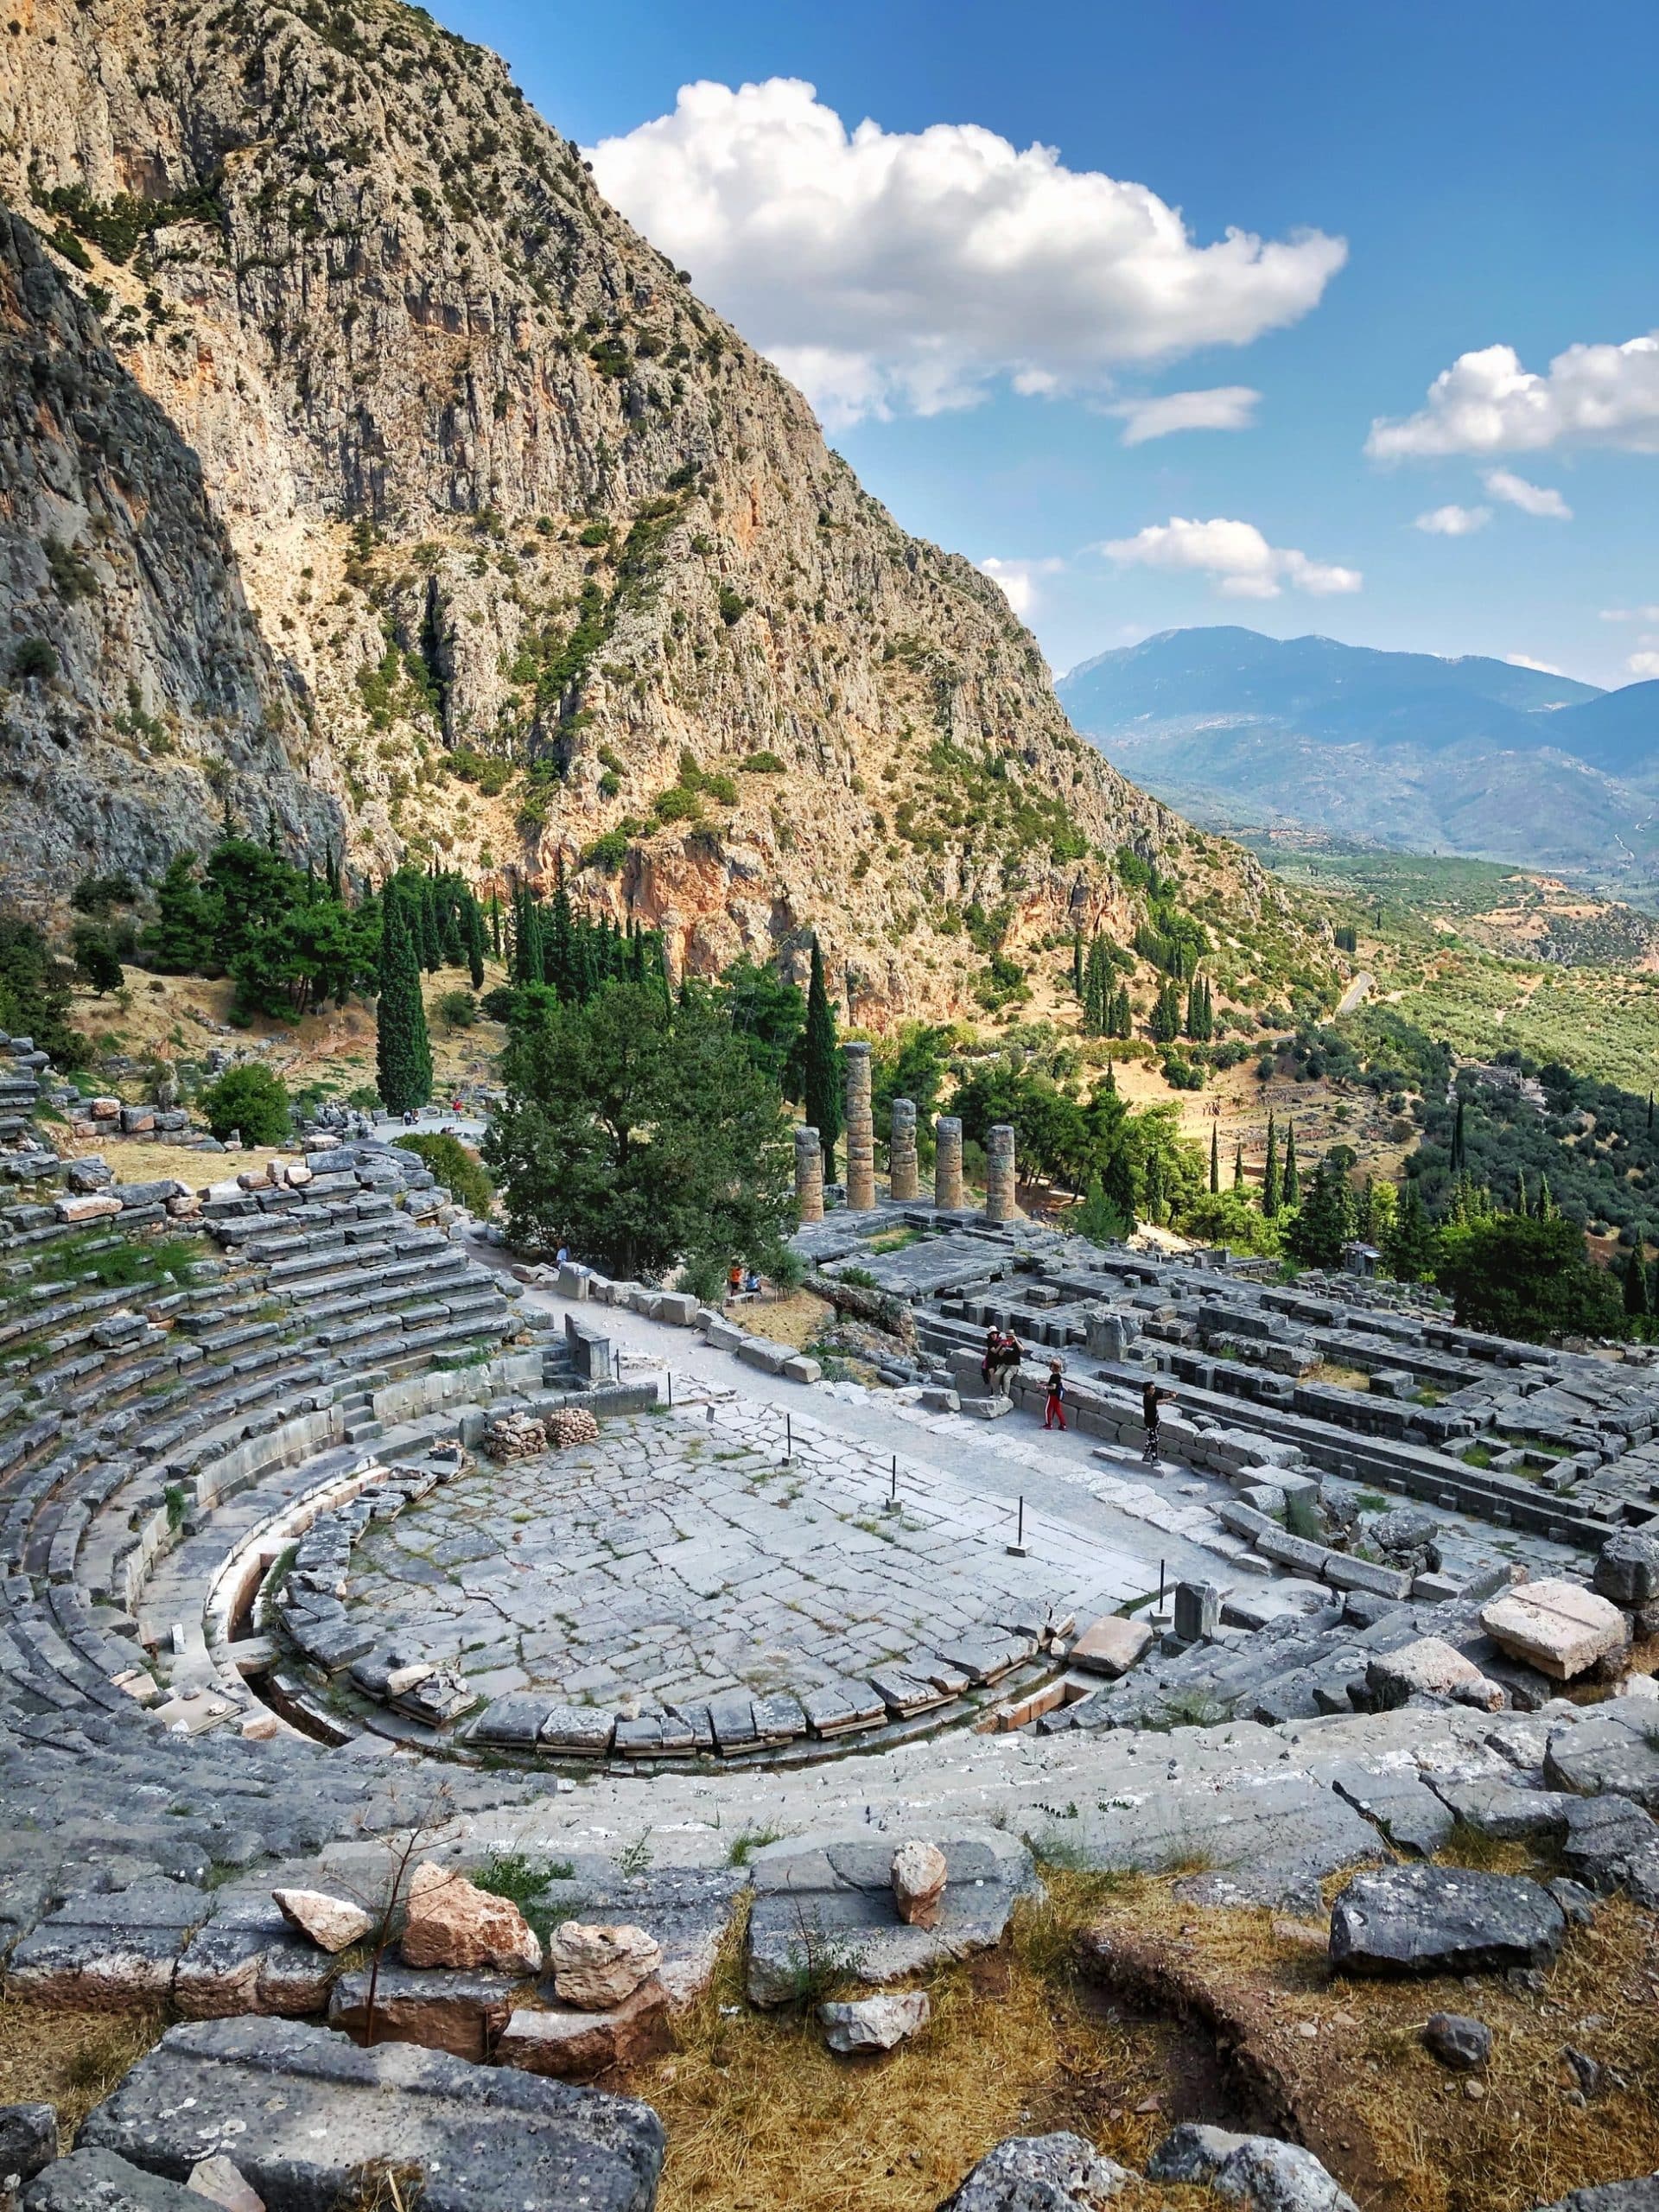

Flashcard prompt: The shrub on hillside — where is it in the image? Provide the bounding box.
[197,1063,292,1146]
[391,1132,494,1217]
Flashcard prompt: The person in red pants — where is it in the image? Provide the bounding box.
[1044,1360,1067,1430]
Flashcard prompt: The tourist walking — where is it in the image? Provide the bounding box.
[1141,1377,1175,1464]
[1043,1360,1067,1431]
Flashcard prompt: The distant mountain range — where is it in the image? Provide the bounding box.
[1057,627,1659,881]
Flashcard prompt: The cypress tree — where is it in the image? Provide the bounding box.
[376,887,432,1114]
[548,868,575,998]
[1449,1094,1467,1173]
[1537,1174,1556,1221]
[1283,1122,1300,1208]
[440,891,464,968]
[1233,1141,1244,1190]
[417,875,442,972]
[1649,1090,1655,1136]
[1103,1058,1116,1096]
[465,897,486,990]
[1623,1244,1651,1319]
[1210,1121,1219,1194]
[1262,1114,1281,1217]
[1071,930,1084,1000]
[802,939,842,1180]
[489,891,502,959]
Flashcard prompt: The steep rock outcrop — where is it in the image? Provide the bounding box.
[0,0,1320,1014]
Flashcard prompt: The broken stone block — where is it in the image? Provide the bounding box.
[184,2157,264,2212]
[1366,1636,1504,1713]
[399,1863,542,1975]
[890,1840,947,1930]
[1593,1529,1659,1609]
[544,1923,662,2011]
[1329,1865,1566,1977]
[326,1964,518,2062]
[496,1983,669,2079]
[818,1991,930,2054]
[1480,1580,1630,1681]
[270,1890,372,1955]
[1172,1581,1221,1643]
[0,2104,58,2189]
[1070,1615,1154,1678]
[23,2149,207,2212]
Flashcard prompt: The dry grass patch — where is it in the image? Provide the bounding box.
[637,1875,1215,2212]
[0,1997,165,2146]
[730,1289,833,1352]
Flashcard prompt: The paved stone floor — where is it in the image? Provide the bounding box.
[344,1408,1157,1712]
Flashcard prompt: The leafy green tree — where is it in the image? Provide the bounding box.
[417,876,442,972]
[720,957,805,1088]
[1436,1214,1622,1343]
[391,1131,493,1216]
[1177,1188,1282,1257]
[143,855,218,972]
[436,988,477,1029]
[197,1062,291,1144]
[1072,1177,1130,1244]
[800,940,842,1180]
[484,982,796,1283]
[376,887,432,1114]
[71,921,124,995]
[871,1022,954,1160]
[1624,1243,1652,1319]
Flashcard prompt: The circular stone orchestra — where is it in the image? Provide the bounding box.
[273,1409,1118,1759]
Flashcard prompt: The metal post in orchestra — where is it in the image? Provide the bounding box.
[1007,1494,1027,1556]
[785,1412,792,1465]
[884,1453,899,1514]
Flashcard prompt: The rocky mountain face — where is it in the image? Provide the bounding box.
[0,0,1313,1015]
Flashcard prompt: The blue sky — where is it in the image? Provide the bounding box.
[435,0,1659,689]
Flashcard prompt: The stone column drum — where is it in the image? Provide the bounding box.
[794,1125,824,1224]
[984,1123,1018,1223]
[843,1042,876,1213]
[888,1097,920,1203]
[934,1116,963,1211]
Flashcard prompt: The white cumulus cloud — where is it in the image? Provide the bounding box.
[1098,517,1361,599]
[1629,652,1659,681]
[1414,504,1491,536]
[1106,385,1261,445]
[1599,606,1659,622]
[1367,332,1659,459]
[978,556,1065,618]
[1484,468,1573,518]
[588,79,1346,425]
[1504,653,1565,675]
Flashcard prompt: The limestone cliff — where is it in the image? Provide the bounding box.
[0,0,1319,1015]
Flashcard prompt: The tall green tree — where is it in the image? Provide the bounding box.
[801,940,842,1180]
[1282,1122,1300,1208]
[1262,1113,1281,1217]
[1384,1180,1440,1283]
[376,887,432,1114]
[1437,1214,1622,1343]
[484,981,797,1293]
[1210,1120,1220,1195]
[143,855,218,972]
[1286,1149,1354,1268]
[1624,1243,1652,1319]
[465,897,487,991]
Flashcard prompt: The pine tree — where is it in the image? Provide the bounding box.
[1210,1121,1219,1195]
[1385,1181,1439,1284]
[547,867,575,998]
[1282,1122,1300,1208]
[376,887,432,1114]
[1262,1114,1281,1217]
[803,939,842,1180]
[143,855,216,973]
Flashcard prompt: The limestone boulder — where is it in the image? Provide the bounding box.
[399,1863,542,1976]
[544,1923,662,2011]
[0,2104,59,2189]
[1593,1531,1659,1610]
[940,2133,1128,2211]
[1480,1580,1630,1681]
[818,1991,930,2054]
[891,1841,947,1930]
[497,1983,669,2080]
[1421,2013,1492,2071]
[1147,2126,1359,2212]
[270,1890,372,1955]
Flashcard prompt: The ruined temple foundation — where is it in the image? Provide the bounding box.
[844,1041,876,1212]
[794,1124,824,1224]
[888,1097,919,1203]
[934,1116,963,1211]
[984,1123,1019,1223]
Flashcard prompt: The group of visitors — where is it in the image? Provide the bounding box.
[981,1324,1177,1457]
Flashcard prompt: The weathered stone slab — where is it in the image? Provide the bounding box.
[23,2149,208,2212]
[1479,1580,1630,1681]
[326,1964,517,2060]
[8,1880,204,2002]
[746,1834,1033,2005]
[78,2017,664,2212]
[1070,1775,1384,1910]
[1070,1617,1154,1678]
[1428,1780,1571,1842]
[496,1984,669,2079]
[1329,1865,1566,1976]
[1366,1637,1503,1712]
[1544,1707,1659,1808]
[940,2132,1128,2212]
[1592,1530,1659,1608]
[1325,1763,1456,1856]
